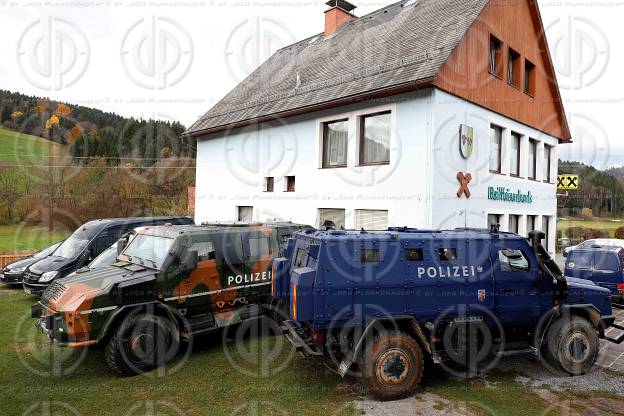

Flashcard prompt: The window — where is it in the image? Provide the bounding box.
[294,248,307,268]
[489,125,502,173]
[527,215,537,234]
[263,177,274,192]
[355,210,388,231]
[405,248,424,262]
[567,251,592,270]
[249,237,271,257]
[285,176,296,192]
[360,112,391,165]
[542,216,551,251]
[510,132,521,177]
[190,242,215,261]
[322,119,349,168]
[528,139,538,180]
[237,206,253,222]
[524,59,536,96]
[498,249,530,272]
[439,248,458,261]
[507,48,521,88]
[489,35,503,77]
[594,253,619,272]
[361,249,380,263]
[509,215,520,234]
[488,214,502,229]
[543,145,553,183]
[317,208,346,230]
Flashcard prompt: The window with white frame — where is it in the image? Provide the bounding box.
[510,132,521,177]
[543,144,553,183]
[359,112,391,165]
[355,210,388,231]
[509,215,520,234]
[489,125,503,173]
[322,119,348,168]
[528,139,538,180]
[317,208,346,230]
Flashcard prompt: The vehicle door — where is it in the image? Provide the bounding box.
[82,230,116,266]
[592,251,622,294]
[434,239,494,318]
[491,240,541,324]
[175,235,222,318]
[213,230,247,311]
[240,228,276,304]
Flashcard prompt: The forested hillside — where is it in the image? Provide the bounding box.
[558,161,624,217]
[0,90,195,228]
[0,89,194,163]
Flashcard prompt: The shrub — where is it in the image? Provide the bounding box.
[615,226,624,239]
[565,226,607,240]
[580,208,593,219]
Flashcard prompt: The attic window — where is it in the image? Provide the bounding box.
[508,48,521,89]
[489,35,503,78]
[524,59,536,96]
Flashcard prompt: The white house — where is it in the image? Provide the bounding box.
[185,0,571,253]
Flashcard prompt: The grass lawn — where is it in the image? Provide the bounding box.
[0,126,65,163]
[558,218,624,238]
[0,290,358,416]
[0,224,70,253]
[0,287,622,416]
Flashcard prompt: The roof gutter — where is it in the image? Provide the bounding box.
[183,77,435,139]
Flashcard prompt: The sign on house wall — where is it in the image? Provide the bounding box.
[488,187,533,204]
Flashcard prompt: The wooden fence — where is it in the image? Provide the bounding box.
[0,253,33,268]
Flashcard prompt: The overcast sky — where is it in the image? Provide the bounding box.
[0,0,622,169]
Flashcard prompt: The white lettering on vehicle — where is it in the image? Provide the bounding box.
[227,271,272,286]
[416,266,480,279]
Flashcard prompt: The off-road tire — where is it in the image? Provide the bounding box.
[546,316,599,375]
[363,331,424,401]
[105,313,180,376]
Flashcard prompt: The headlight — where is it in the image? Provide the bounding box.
[39,271,59,283]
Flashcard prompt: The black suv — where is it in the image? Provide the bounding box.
[23,216,194,295]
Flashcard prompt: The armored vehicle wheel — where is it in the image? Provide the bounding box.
[363,331,424,401]
[546,316,598,375]
[105,313,180,376]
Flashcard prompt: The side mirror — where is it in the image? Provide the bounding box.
[184,250,198,271]
[117,237,128,255]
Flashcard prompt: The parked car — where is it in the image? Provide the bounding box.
[32,222,310,375]
[0,241,62,285]
[68,228,144,277]
[563,238,624,257]
[23,216,194,295]
[565,246,624,303]
[275,228,615,400]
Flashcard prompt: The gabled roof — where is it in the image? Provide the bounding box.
[185,0,490,137]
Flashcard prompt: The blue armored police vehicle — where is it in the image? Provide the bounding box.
[273,228,619,400]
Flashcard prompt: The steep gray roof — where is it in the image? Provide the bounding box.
[185,0,489,136]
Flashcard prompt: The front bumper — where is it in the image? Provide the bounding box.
[23,281,49,295]
[0,271,24,284]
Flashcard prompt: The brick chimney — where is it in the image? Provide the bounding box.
[325,0,357,37]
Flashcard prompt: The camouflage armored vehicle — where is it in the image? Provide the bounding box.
[32,222,308,375]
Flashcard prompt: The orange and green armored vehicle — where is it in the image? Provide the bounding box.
[32,222,309,375]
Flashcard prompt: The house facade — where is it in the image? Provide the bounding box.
[186,0,570,253]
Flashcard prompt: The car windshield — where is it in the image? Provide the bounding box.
[89,245,119,269]
[54,225,100,259]
[122,234,175,269]
[34,242,61,259]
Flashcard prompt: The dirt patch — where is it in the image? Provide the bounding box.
[352,393,479,416]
